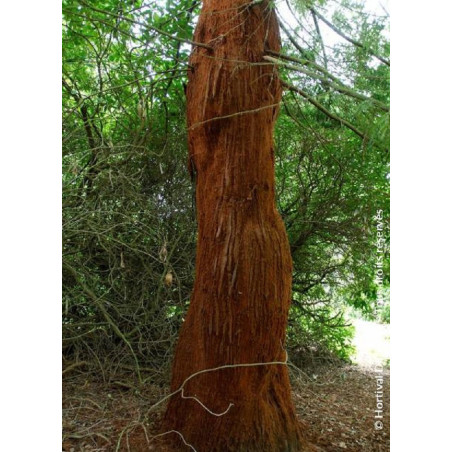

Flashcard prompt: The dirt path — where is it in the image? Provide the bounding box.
[63,318,390,451]
[292,319,390,451]
[292,364,389,451]
[63,361,389,451]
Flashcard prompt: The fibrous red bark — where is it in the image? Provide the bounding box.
[163,1,312,450]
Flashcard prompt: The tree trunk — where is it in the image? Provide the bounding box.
[163,1,312,450]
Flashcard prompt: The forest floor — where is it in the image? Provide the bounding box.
[63,323,390,452]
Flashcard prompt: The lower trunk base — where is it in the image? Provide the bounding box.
[162,380,320,452]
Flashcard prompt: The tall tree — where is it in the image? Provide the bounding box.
[163,0,313,450]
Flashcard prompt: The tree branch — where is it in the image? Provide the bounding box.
[264,55,389,112]
[311,8,390,67]
[311,9,329,71]
[281,80,366,140]
[75,0,213,50]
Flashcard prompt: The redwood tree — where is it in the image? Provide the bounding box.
[163,1,312,450]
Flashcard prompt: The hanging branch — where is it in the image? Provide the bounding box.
[265,49,339,84]
[311,8,390,67]
[281,80,366,140]
[278,18,313,60]
[311,9,329,71]
[264,55,389,112]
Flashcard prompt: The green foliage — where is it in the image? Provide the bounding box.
[272,0,389,361]
[378,301,390,324]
